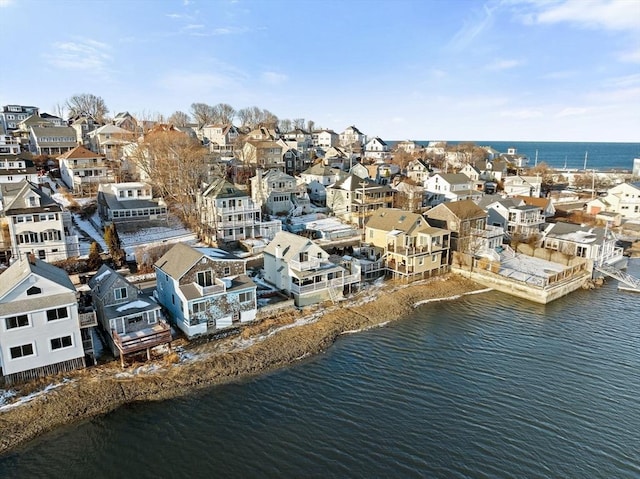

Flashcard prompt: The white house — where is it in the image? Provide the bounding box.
[339,125,366,150]
[364,137,390,161]
[29,126,78,156]
[196,177,281,245]
[251,169,311,216]
[542,222,625,267]
[58,145,114,194]
[424,173,482,206]
[312,129,339,149]
[586,182,640,219]
[0,155,40,185]
[263,231,360,306]
[502,175,542,198]
[97,182,167,227]
[0,256,93,384]
[1,180,79,263]
[298,163,346,205]
[154,243,257,338]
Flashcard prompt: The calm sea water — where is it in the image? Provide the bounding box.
[404,140,640,171]
[1,260,639,479]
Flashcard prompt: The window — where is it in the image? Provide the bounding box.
[51,335,73,350]
[10,343,34,359]
[5,314,29,329]
[238,291,253,303]
[27,286,41,296]
[114,287,128,300]
[47,307,69,321]
[197,270,213,287]
[223,266,231,276]
[192,301,206,314]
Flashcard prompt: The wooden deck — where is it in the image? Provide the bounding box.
[112,322,172,356]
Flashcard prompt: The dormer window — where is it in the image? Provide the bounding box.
[27,286,41,296]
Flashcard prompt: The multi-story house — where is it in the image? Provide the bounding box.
[0,127,21,155]
[0,255,96,384]
[326,174,395,229]
[542,223,625,267]
[0,105,39,131]
[97,182,168,228]
[585,182,640,219]
[201,124,239,157]
[70,117,100,148]
[478,196,545,239]
[39,113,65,127]
[364,137,390,161]
[241,140,285,171]
[263,231,361,306]
[298,163,347,205]
[312,129,339,149]
[251,169,311,216]
[112,112,138,132]
[154,243,258,338]
[339,125,366,151]
[406,159,431,185]
[425,199,488,253]
[1,180,79,262]
[365,208,450,281]
[502,175,542,197]
[29,126,78,156]
[395,140,421,155]
[88,265,171,366]
[424,173,483,206]
[58,145,114,194]
[196,177,281,245]
[0,155,39,185]
[88,124,135,159]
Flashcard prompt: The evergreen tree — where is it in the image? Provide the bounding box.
[87,241,102,271]
[104,224,125,266]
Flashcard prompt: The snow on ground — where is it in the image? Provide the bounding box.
[0,379,74,412]
[498,253,567,286]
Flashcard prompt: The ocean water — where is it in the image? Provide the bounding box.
[1,260,639,478]
[405,141,640,171]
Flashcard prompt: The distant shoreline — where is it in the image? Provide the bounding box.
[0,274,485,456]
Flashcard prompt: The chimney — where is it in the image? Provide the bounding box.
[275,244,282,259]
[27,252,36,264]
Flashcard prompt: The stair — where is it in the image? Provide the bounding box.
[594,263,640,290]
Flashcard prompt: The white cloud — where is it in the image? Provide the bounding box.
[261,71,288,85]
[518,0,640,31]
[486,59,524,71]
[185,24,205,30]
[556,107,588,117]
[449,2,498,50]
[45,38,112,72]
[0,0,13,7]
[618,47,640,64]
[499,108,543,119]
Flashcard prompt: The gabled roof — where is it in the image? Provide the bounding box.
[365,208,423,232]
[544,223,609,244]
[428,199,487,220]
[301,163,345,177]
[513,195,553,210]
[88,264,131,301]
[258,169,295,183]
[58,145,104,160]
[0,255,74,301]
[1,179,61,213]
[30,126,76,139]
[330,174,390,192]
[92,124,132,135]
[18,114,54,128]
[432,173,471,184]
[366,137,387,146]
[264,231,319,261]
[155,243,241,280]
[476,195,522,209]
[201,177,249,199]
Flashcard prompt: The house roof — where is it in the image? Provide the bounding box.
[0,255,74,302]
[301,163,344,177]
[200,177,249,199]
[513,195,553,210]
[264,231,318,262]
[58,145,104,160]
[429,199,487,220]
[433,173,471,184]
[1,179,62,213]
[366,208,422,232]
[476,195,522,209]
[18,115,54,128]
[91,124,132,135]
[330,174,391,192]
[545,222,609,244]
[30,126,77,144]
[155,243,241,280]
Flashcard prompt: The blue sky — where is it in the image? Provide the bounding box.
[1,0,639,142]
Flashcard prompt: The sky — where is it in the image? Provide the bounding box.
[0,0,639,142]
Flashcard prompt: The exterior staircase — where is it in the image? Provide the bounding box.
[594,263,640,291]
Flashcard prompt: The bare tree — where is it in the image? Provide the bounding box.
[168,111,191,127]
[307,120,315,132]
[190,102,216,128]
[292,118,305,130]
[213,103,236,124]
[237,106,279,129]
[279,119,292,133]
[66,93,109,123]
[52,102,67,122]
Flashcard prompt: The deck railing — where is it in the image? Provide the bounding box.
[112,322,172,355]
[78,311,97,328]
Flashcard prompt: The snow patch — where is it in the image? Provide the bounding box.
[116,300,150,312]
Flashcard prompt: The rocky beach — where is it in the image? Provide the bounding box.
[0,274,485,455]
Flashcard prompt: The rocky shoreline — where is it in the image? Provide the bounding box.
[0,274,486,455]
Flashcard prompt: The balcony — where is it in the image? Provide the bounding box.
[471,225,504,239]
[217,205,260,215]
[112,320,172,356]
[194,278,226,296]
[289,256,322,271]
[78,311,97,328]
